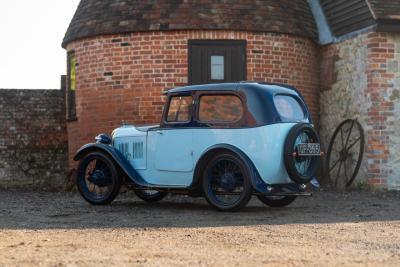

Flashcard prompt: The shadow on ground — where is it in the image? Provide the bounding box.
[0,189,399,230]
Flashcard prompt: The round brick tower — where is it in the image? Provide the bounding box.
[62,0,320,168]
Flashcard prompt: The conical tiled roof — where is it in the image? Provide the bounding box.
[62,0,317,48]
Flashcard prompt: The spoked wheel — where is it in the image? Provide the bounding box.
[284,124,321,184]
[202,152,252,211]
[134,189,168,202]
[77,152,122,205]
[326,119,365,189]
[257,195,296,207]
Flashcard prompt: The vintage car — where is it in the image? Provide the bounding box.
[74,82,322,211]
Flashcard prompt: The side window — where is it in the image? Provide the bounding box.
[67,51,77,120]
[199,94,243,123]
[274,95,306,122]
[166,96,192,123]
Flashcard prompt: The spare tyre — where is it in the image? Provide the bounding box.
[284,123,321,184]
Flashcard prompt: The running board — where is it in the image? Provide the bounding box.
[256,183,311,197]
[266,192,312,197]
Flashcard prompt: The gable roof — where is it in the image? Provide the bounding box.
[367,0,400,20]
[62,0,318,48]
[320,0,376,37]
[367,0,400,32]
[319,0,400,38]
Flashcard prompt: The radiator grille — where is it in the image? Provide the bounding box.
[132,142,144,159]
[118,143,129,160]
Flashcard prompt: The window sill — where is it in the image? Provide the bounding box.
[67,117,78,122]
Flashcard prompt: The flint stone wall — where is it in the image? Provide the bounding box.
[320,34,369,187]
[0,89,68,189]
[320,32,400,190]
[388,34,400,190]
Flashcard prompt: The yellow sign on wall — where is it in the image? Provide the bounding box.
[70,56,76,91]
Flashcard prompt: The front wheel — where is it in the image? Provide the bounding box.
[257,195,296,207]
[77,152,122,205]
[202,152,253,211]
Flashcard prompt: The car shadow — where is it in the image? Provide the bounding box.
[0,190,399,230]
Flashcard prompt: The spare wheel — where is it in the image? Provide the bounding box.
[284,123,321,184]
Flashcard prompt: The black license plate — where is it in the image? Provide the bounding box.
[297,143,321,156]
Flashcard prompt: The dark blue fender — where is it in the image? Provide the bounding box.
[191,144,270,194]
[74,143,149,187]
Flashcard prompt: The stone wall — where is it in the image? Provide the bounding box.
[0,89,68,189]
[66,30,320,168]
[320,32,400,190]
[320,34,369,187]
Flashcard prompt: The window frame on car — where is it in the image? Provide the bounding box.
[162,93,194,127]
[195,91,245,127]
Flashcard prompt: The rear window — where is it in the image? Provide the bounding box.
[274,95,306,122]
[199,94,243,123]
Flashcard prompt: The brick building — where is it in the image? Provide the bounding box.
[62,0,400,190]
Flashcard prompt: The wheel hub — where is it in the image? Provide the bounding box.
[340,149,349,161]
[220,173,236,192]
[88,169,110,187]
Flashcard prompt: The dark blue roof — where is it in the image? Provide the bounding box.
[166,82,312,126]
[167,82,300,96]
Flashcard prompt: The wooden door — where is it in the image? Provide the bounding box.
[188,40,246,85]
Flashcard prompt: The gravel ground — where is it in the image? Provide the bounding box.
[0,189,399,266]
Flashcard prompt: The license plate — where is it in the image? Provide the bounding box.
[297,143,321,156]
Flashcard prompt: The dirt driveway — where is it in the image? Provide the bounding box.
[0,189,399,266]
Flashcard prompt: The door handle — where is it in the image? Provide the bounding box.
[156,130,163,135]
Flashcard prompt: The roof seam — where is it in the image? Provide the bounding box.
[365,0,377,20]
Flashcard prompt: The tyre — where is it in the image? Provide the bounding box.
[284,123,321,184]
[134,189,167,202]
[77,151,122,205]
[202,152,253,211]
[257,195,296,207]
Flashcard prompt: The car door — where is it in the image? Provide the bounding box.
[153,95,194,172]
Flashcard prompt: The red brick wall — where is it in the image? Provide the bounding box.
[365,32,398,190]
[66,30,320,167]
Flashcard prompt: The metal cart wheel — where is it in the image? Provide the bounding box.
[326,119,365,189]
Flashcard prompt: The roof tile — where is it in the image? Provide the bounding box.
[62,0,317,47]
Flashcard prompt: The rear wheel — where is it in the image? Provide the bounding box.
[134,189,167,202]
[257,195,296,207]
[77,152,122,205]
[202,152,253,211]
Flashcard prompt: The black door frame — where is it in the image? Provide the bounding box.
[188,40,247,85]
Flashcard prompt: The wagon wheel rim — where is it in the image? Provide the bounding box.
[207,159,245,206]
[326,119,365,189]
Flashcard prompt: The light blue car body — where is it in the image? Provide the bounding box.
[112,122,297,187]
